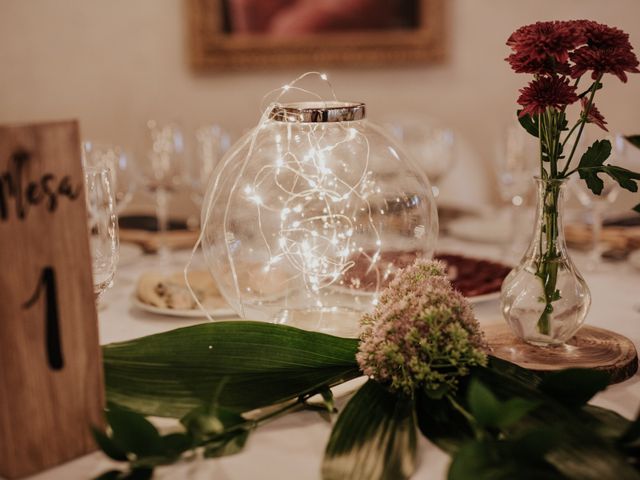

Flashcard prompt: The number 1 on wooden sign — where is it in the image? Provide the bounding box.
[22,266,64,370]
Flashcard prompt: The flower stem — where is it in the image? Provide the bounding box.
[446,394,482,438]
[561,74,603,176]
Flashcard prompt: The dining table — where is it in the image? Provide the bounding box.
[12,235,640,480]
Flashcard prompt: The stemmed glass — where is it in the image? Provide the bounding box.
[188,124,231,207]
[496,123,537,259]
[570,133,624,271]
[139,121,185,261]
[384,116,456,198]
[85,166,119,301]
[82,141,137,214]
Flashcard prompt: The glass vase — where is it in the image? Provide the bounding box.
[201,101,438,337]
[500,177,591,346]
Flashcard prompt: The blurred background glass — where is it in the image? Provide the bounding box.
[83,141,137,215]
[383,115,456,199]
[138,121,185,260]
[570,132,626,271]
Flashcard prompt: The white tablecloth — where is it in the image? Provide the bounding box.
[17,238,640,480]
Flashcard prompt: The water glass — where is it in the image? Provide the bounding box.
[85,166,119,300]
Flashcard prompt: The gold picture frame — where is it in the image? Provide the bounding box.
[188,0,446,70]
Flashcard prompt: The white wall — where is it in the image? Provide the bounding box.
[2,0,640,211]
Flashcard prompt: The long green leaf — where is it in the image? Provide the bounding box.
[323,380,417,480]
[625,135,640,150]
[103,322,360,417]
[473,366,640,480]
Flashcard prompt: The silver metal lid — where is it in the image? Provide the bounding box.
[269,101,366,123]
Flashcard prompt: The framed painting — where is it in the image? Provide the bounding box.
[188,0,446,69]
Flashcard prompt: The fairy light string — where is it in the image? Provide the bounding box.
[186,72,383,319]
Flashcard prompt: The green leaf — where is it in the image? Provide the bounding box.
[121,468,153,480]
[605,165,640,192]
[204,429,250,458]
[517,111,540,138]
[467,379,537,429]
[91,427,128,462]
[322,380,417,480]
[467,379,501,428]
[161,433,192,457]
[94,470,123,480]
[577,81,603,99]
[619,411,640,447]
[447,438,564,480]
[472,365,640,480]
[625,135,640,150]
[181,405,246,442]
[509,427,560,461]
[103,321,360,417]
[415,389,473,454]
[633,203,640,214]
[539,369,609,407]
[106,408,164,457]
[497,398,539,428]
[577,140,612,194]
[583,405,633,441]
[319,385,336,413]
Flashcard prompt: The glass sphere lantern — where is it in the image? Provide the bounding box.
[201,101,438,337]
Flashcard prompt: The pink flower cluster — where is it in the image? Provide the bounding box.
[356,259,487,396]
[507,20,639,126]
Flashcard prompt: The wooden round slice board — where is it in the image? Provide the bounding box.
[484,324,638,384]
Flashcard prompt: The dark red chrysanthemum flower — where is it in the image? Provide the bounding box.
[517,76,579,117]
[507,21,584,65]
[582,21,632,49]
[507,50,571,75]
[580,97,608,131]
[571,45,640,82]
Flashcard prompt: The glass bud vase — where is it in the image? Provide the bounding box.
[500,177,591,346]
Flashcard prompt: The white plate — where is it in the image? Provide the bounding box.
[448,215,510,244]
[132,296,237,319]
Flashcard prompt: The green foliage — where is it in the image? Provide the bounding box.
[103,321,360,417]
[105,408,164,458]
[92,406,194,479]
[323,380,417,480]
[467,379,539,429]
[203,429,250,458]
[577,80,603,99]
[95,322,640,479]
[577,139,640,195]
[539,369,609,407]
[577,139,612,193]
[518,111,540,138]
[415,388,474,454]
[448,429,564,480]
[625,135,640,150]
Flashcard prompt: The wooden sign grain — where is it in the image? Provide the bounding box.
[0,120,104,479]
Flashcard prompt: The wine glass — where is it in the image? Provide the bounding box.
[84,165,119,301]
[496,123,537,259]
[139,121,185,260]
[82,141,137,214]
[189,124,231,207]
[570,133,624,271]
[383,115,456,198]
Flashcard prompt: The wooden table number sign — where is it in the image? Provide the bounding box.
[0,121,104,478]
